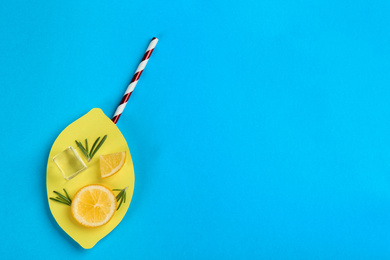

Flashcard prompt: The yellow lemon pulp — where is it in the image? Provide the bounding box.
[71,185,117,227]
[100,152,126,178]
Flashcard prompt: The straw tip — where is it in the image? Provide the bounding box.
[152,37,158,41]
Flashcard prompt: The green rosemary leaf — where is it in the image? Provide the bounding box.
[81,141,90,160]
[117,197,124,210]
[89,137,101,158]
[123,186,128,203]
[55,197,70,204]
[112,189,122,191]
[75,140,90,161]
[90,135,107,159]
[85,139,89,154]
[76,140,86,151]
[50,197,71,206]
[63,188,72,203]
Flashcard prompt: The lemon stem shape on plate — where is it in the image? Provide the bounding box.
[100,152,126,178]
[71,184,117,228]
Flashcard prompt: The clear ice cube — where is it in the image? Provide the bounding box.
[53,146,87,180]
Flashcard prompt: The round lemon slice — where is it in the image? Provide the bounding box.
[71,184,117,228]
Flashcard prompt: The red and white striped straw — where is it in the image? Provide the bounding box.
[112,37,158,124]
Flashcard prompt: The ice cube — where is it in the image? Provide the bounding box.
[53,146,87,180]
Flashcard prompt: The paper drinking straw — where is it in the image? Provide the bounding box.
[112,37,159,124]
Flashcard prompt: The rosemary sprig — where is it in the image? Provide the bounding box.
[113,186,128,210]
[85,139,89,154]
[75,135,107,162]
[90,137,100,156]
[49,189,72,206]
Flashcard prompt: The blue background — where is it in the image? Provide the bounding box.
[1,0,390,259]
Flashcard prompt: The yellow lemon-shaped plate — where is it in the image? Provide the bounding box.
[46,108,134,249]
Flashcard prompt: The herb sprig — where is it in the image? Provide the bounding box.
[75,135,107,162]
[49,189,72,206]
[113,186,128,210]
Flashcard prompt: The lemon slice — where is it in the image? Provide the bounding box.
[100,152,126,178]
[71,184,117,227]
